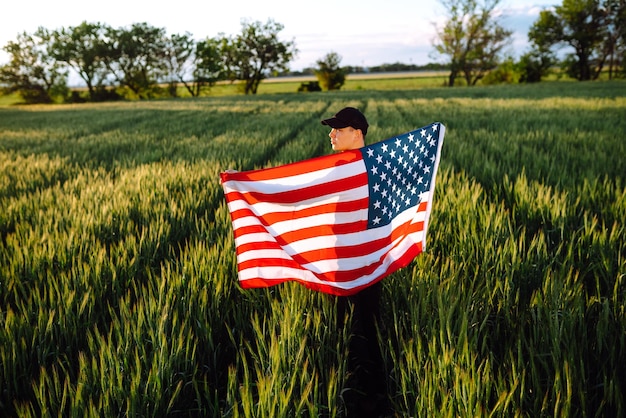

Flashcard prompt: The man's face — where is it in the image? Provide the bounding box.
[329,127,361,151]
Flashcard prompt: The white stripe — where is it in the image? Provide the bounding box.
[230,205,369,233]
[237,249,291,262]
[225,183,369,217]
[222,159,365,195]
[234,231,275,247]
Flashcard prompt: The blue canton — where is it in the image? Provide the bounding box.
[361,123,442,229]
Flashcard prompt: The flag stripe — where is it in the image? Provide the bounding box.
[224,172,368,206]
[225,149,363,183]
[232,199,427,250]
[234,207,426,279]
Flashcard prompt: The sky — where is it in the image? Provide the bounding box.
[1,0,556,71]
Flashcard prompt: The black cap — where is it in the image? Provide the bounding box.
[321,107,369,136]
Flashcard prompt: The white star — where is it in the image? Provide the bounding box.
[420,129,426,137]
[432,123,438,131]
[424,165,431,174]
[373,183,380,192]
[385,161,392,170]
[367,148,374,157]
[374,200,381,209]
[408,133,415,142]
[380,172,387,181]
[381,143,388,153]
[417,176,423,184]
[402,144,409,154]
[376,154,383,164]
[390,150,396,158]
[371,166,378,175]
[373,216,381,225]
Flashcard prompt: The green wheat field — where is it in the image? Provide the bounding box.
[1,81,625,417]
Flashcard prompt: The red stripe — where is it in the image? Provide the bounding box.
[225,172,367,205]
[221,150,362,183]
[229,197,369,227]
[236,240,281,254]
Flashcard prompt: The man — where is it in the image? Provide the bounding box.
[322,106,367,152]
[321,107,389,417]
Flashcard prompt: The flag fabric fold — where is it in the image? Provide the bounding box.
[220,122,445,296]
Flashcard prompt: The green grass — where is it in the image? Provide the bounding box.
[0,80,625,417]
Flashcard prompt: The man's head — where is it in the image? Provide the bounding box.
[321,107,369,151]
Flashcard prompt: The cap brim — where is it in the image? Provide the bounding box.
[321,117,350,129]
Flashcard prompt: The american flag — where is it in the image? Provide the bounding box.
[220,122,445,296]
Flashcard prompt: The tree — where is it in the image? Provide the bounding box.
[517,48,557,82]
[192,37,225,96]
[528,0,618,81]
[161,32,196,97]
[49,21,111,101]
[315,52,346,90]
[432,0,513,86]
[101,22,167,99]
[0,28,67,103]
[601,0,626,79]
[221,19,297,94]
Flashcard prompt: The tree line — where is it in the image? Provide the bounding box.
[1,0,624,104]
[433,0,625,86]
[0,19,296,103]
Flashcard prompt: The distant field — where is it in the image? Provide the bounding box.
[263,70,448,83]
[0,81,625,416]
[0,71,449,105]
[0,70,580,104]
